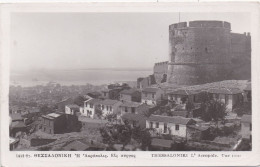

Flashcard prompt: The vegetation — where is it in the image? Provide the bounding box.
[200,100,227,123]
[99,121,152,151]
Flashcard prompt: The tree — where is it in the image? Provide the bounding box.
[140,129,152,150]
[73,95,86,106]
[105,113,117,123]
[95,107,103,119]
[200,100,227,123]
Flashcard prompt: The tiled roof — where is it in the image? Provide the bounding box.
[241,114,251,123]
[244,84,251,91]
[87,98,101,105]
[171,111,188,117]
[121,113,147,122]
[207,87,242,95]
[10,113,23,121]
[10,121,26,128]
[63,140,89,151]
[42,112,63,120]
[120,89,139,95]
[168,89,196,95]
[120,101,141,108]
[66,104,80,109]
[188,125,209,131]
[142,87,159,93]
[148,115,193,125]
[99,99,120,106]
[151,138,172,148]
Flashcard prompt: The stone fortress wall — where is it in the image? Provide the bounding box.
[153,61,168,84]
[165,20,251,85]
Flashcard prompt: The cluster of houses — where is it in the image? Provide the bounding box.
[40,81,251,141]
[9,80,252,150]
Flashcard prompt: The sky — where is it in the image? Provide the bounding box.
[10,12,251,72]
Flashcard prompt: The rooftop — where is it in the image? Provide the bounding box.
[168,89,197,95]
[42,112,63,120]
[207,87,243,95]
[148,115,194,125]
[241,114,251,123]
[63,140,90,151]
[121,113,147,122]
[244,84,251,91]
[120,101,142,108]
[142,87,160,93]
[10,113,23,121]
[120,88,140,95]
[86,98,102,105]
[99,99,120,106]
[66,104,80,109]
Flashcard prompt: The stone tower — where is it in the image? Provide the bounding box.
[167,20,232,85]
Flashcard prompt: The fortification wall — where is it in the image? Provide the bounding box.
[167,20,233,85]
[153,61,168,83]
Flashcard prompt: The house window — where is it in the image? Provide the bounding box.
[164,123,167,133]
[109,106,112,111]
[89,111,92,115]
[106,106,109,111]
[156,122,159,128]
[101,105,104,110]
[175,124,179,131]
[49,129,52,133]
[150,122,153,128]
[131,107,135,114]
[90,103,93,108]
[125,107,128,112]
[152,93,155,99]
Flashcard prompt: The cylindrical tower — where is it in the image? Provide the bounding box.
[167,20,232,85]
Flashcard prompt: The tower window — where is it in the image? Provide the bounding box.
[205,47,208,52]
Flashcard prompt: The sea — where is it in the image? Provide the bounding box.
[10,69,152,87]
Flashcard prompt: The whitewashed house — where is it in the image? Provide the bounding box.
[141,87,164,106]
[81,98,101,118]
[65,104,80,115]
[207,87,243,111]
[146,115,195,138]
[99,99,122,117]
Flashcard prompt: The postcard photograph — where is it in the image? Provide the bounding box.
[5,10,254,153]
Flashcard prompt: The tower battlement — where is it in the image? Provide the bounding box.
[167,20,251,85]
[169,20,231,30]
